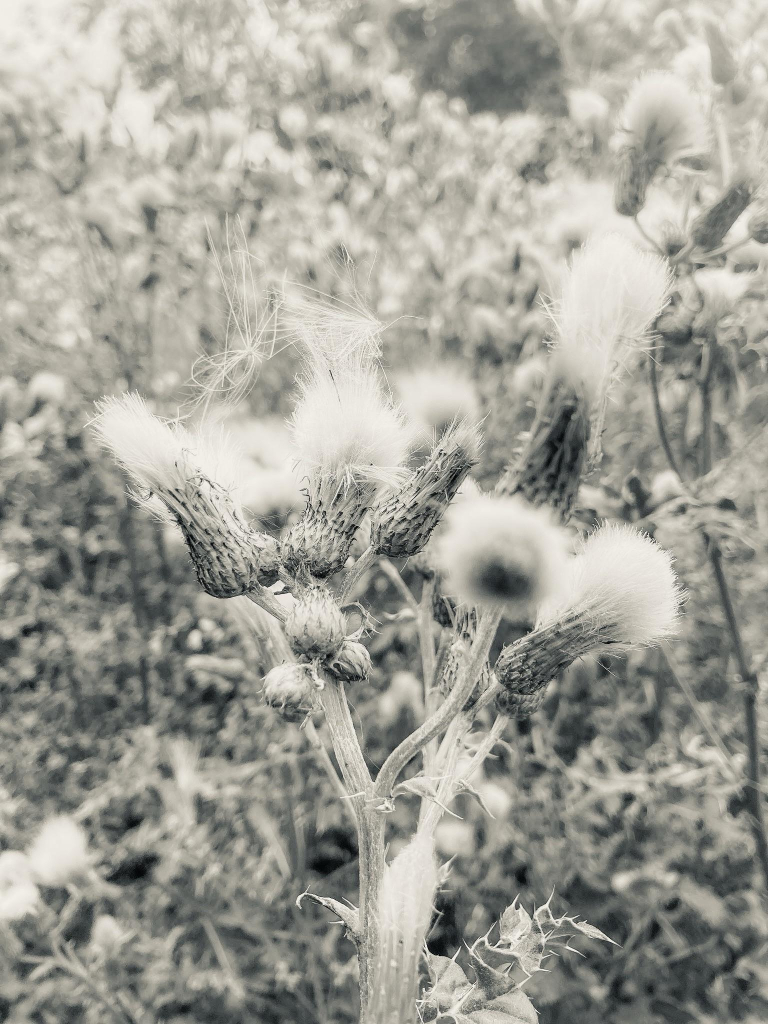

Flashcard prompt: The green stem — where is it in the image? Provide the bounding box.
[374,609,502,801]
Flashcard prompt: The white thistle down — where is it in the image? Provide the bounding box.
[90,392,240,516]
[370,830,439,1024]
[537,523,683,649]
[91,393,281,595]
[0,851,40,922]
[495,523,683,718]
[617,71,709,170]
[395,365,480,435]
[436,494,570,618]
[548,233,672,445]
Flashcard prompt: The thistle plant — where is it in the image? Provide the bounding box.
[610,53,768,892]
[91,237,680,1023]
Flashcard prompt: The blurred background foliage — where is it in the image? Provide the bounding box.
[2,0,768,1021]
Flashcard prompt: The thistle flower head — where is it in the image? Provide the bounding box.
[437,495,570,617]
[91,393,281,595]
[90,393,239,515]
[617,72,709,170]
[262,663,316,722]
[538,523,683,649]
[693,268,753,334]
[284,586,346,659]
[291,365,413,491]
[547,233,672,453]
[27,816,90,887]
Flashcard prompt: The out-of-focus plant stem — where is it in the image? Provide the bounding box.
[652,332,768,891]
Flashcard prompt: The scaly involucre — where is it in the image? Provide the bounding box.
[618,71,709,169]
[538,522,683,649]
[436,494,570,617]
[549,233,672,445]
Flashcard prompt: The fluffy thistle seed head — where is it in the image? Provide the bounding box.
[263,663,316,721]
[692,268,753,335]
[548,233,672,454]
[437,495,569,617]
[284,587,346,660]
[396,365,480,434]
[91,394,281,595]
[550,234,672,407]
[616,71,709,171]
[28,816,90,887]
[538,522,683,649]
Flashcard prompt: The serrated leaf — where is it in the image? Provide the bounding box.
[423,951,472,1011]
[452,988,538,1024]
[499,902,532,946]
[295,891,360,941]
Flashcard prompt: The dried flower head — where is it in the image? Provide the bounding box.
[614,72,708,215]
[371,419,481,559]
[690,172,757,252]
[692,268,753,335]
[549,234,673,414]
[27,816,90,887]
[437,495,570,617]
[370,830,439,1024]
[283,300,414,577]
[263,663,316,721]
[284,586,346,659]
[91,393,281,596]
[495,524,683,718]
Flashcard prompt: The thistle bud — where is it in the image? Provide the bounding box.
[90,394,281,598]
[370,420,480,559]
[263,663,315,721]
[495,524,683,718]
[748,203,768,244]
[327,639,371,682]
[690,175,754,252]
[284,586,346,659]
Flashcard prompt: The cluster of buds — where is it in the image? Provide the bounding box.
[91,394,281,598]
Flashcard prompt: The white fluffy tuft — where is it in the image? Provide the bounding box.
[291,366,414,488]
[550,233,672,404]
[27,816,90,887]
[538,522,683,648]
[90,394,242,513]
[618,71,709,167]
[437,494,570,617]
